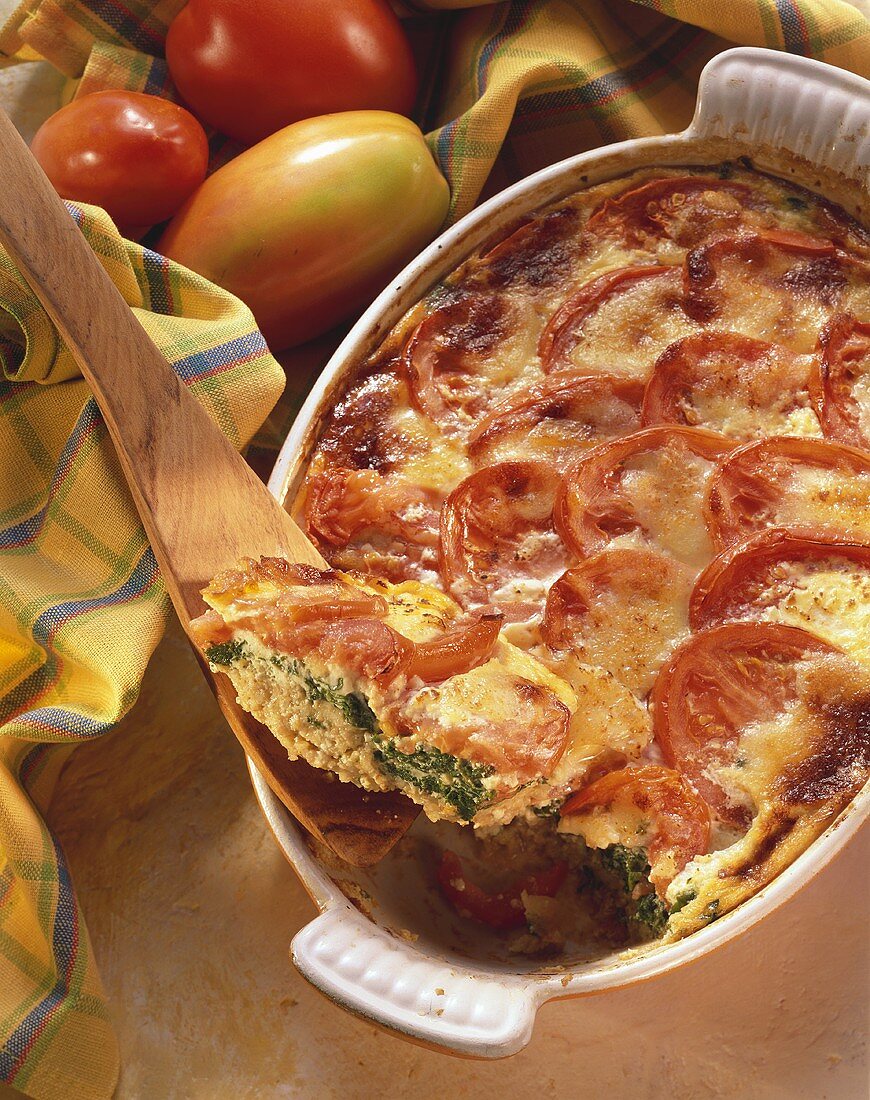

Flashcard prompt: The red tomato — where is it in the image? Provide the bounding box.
[560,765,710,892]
[542,549,692,696]
[706,436,870,549]
[539,265,679,372]
[555,426,731,564]
[401,293,511,430]
[439,461,568,619]
[641,332,816,440]
[437,850,568,930]
[159,112,448,350]
[651,622,839,824]
[468,372,643,464]
[586,175,759,248]
[406,611,503,684]
[304,464,439,549]
[215,559,390,626]
[166,0,418,146]
[812,313,870,449]
[30,91,208,232]
[689,527,870,631]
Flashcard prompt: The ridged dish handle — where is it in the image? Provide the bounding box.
[688,47,870,183]
[292,906,539,1058]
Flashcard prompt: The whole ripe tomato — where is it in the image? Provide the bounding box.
[30,91,209,233]
[159,111,449,350]
[166,0,418,146]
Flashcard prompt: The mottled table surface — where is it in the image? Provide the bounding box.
[2,26,868,1100]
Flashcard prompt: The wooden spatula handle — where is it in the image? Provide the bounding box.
[0,107,419,865]
[0,108,326,621]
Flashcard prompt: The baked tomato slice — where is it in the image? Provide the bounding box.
[706,436,870,549]
[277,617,414,685]
[681,230,857,351]
[401,292,537,432]
[468,372,643,465]
[302,460,440,579]
[642,332,819,441]
[689,527,870,651]
[555,426,731,567]
[437,850,568,930]
[651,621,840,825]
[560,764,710,893]
[542,549,693,697]
[405,610,502,683]
[586,175,759,249]
[439,461,568,619]
[539,264,695,378]
[812,313,870,449]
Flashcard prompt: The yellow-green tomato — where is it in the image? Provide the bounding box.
[159,111,449,350]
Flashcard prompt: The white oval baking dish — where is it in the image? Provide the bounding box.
[254,47,870,1058]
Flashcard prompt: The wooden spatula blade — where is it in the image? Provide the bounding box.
[0,107,419,865]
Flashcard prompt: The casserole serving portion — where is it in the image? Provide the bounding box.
[229,50,870,1055]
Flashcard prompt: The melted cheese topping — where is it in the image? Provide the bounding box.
[618,447,718,567]
[393,409,473,492]
[271,163,870,940]
[545,656,652,787]
[754,561,870,663]
[771,463,870,537]
[559,562,692,697]
[688,375,822,441]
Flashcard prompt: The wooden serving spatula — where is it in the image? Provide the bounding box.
[0,108,419,866]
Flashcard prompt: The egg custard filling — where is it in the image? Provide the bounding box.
[193,162,870,950]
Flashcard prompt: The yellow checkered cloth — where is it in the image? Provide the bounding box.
[0,0,867,1097]
[0,202,283,1097]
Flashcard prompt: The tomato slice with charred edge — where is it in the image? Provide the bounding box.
[641,332,816,439]
[706,436,870,550]
[437,850,568,929]
[538,265,679,372]
[651,622,840,825]
[586,176,757,246]
[555,426,732,560]
[406,610,503,683]
[560,764,710,893]
[812,314,870,449]
[681,229,840,322]
[468,372,643,459]
[689,526,870,631]
[401,293,508,428]
[542,548,692,696]
[440,461,566,615]
[303,463,440,549]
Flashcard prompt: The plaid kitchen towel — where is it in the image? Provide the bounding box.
[0,0,867,1097]
[0,202,283,1098]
